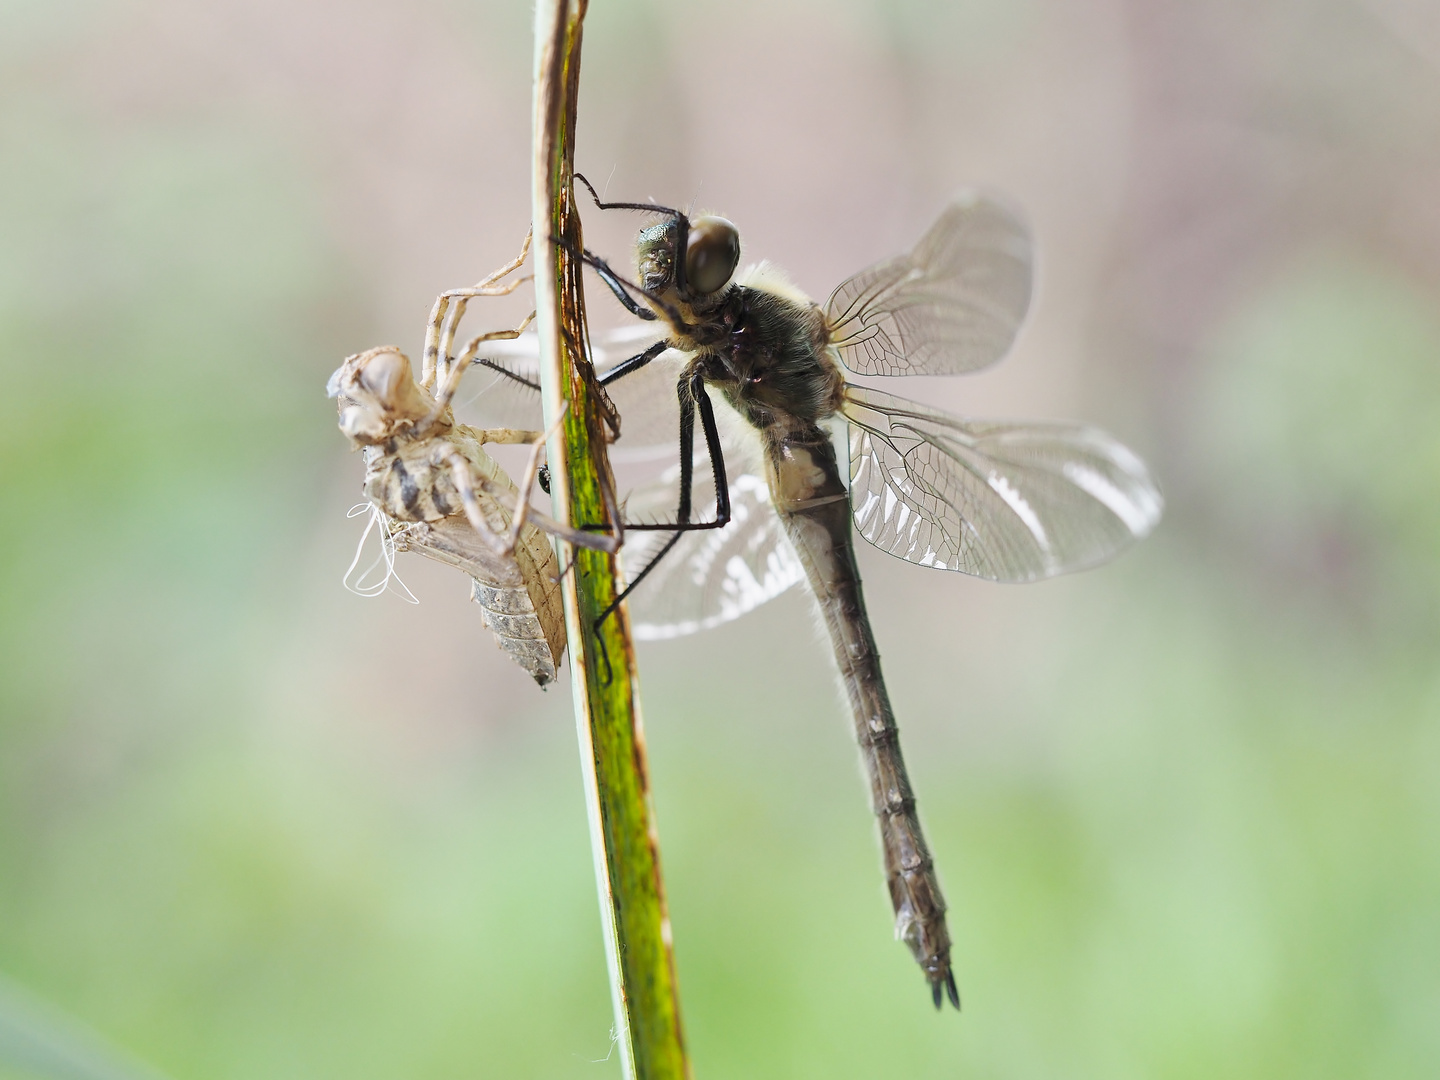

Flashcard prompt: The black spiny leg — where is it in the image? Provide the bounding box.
[569,338,673,544]
[594,373,733,630]
[576,247,691,329]
[561,175,697,327]
[692,375,730,526]
[574,172,684,218]
[599,339,669,388]
[544,230,690,330]
[587,254,658,322]
[570,174,697,320]
[473,357,541,392]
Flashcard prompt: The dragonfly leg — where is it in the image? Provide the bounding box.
[435,446,514,558]
[445,313,537,403]
[415,312,537,437]
[502,405,621,555]
[619,371,730,531]
[583,339,671,447]
[585,251,659,322]
[422,226,534,390]
[594,371,731,629]
[693,376,731,525]
[598,339,670,387]
[574,248,693,330]
[570,174,711,316]
[472,357,542,394]
[573,172,684,218]
[545,222,690,330]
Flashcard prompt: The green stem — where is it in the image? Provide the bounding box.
[530,3,690,1078]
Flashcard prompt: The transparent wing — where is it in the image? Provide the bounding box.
[458,325,805,634]
[459,326,684,454]
[843,386,1163,582]
[452,341,545,431]
[620,468,803,640]
[594,328,691,453]
[825,192,1033,377]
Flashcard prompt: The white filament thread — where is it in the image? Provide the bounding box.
[343,503,419,604]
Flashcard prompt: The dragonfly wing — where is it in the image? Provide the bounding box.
[620,469,804,640]
[597,340,691,453]
[463,327,683,453]
[455,336,545,430]
[825,192,1033,377]
[843,386,1163,582]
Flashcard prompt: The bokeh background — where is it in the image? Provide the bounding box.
[4,0,1440,1076]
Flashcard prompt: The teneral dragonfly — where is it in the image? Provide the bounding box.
[328,235,617,686]
[554,180,1165,1008]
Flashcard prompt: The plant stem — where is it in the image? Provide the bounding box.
[530,3,690,1078]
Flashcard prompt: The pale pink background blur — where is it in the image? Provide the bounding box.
[4,1,1440,1076]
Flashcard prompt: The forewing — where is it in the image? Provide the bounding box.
[843,387,1162,582]
[620,469,803,640]
[825,193,1033,377]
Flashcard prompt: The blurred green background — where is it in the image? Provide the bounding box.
[3,0,1439,1077]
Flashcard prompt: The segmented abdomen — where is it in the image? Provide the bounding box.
[767,423,957,1007]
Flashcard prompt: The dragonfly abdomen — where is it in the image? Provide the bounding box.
[766,424,959,1009]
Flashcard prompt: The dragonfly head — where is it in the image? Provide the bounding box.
[636,213,740,306]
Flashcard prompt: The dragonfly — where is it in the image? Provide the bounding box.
[327,233,618,686]
[541,177,1167,1009]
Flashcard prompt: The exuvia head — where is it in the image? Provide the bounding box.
[329,347,433,445]
[636,212,741,298]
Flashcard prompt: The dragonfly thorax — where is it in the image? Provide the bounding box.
[690,284,843,436]
[632,211,839,432]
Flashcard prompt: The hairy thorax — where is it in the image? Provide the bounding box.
[680,282,845,439]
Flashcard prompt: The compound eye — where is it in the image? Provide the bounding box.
[685,216,740,294]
